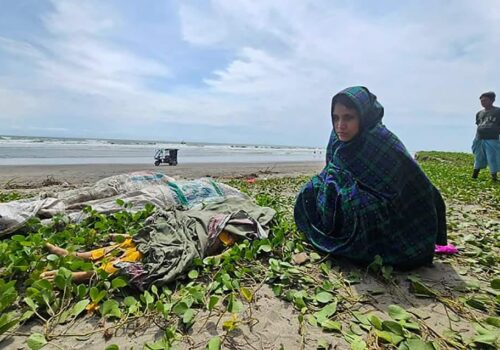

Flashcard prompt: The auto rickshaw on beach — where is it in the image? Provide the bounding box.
[154,148,178,166]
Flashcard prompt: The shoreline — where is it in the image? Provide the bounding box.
[0,161,324,189]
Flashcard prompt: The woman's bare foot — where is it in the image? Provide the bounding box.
[40,270,94,283]
[45,243,69,257]
[40,270,58,282]
[72,271,95,283]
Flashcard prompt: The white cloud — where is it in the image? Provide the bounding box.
[179,1,500,138]
[42,0,115,36]
[0,36,43,59]
[0,0,499,149]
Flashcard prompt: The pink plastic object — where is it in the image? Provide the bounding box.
[434,244,459,255]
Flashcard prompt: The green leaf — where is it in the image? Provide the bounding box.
[317,338,330,349]
[398,339,436,350]
[320,319,342,332]
[402,322,420,331]
[123,296,137,307]
[315,291,334,304]
[208,296,220,311]
[89,287,106,303]
[188,270,199,279]
[258,244,272,253]
[310,252,321,261]
[101,299,121,319]
[76,284,87,300]
[375,330,404,345]
[491,278,500,290]
[151,284,159,296]
[111,277,128,289]
[465,298,487,311]
[471,331,498,346]
[484,316,500,328]
[173,301,188,316]
[206,336,221,350]
[352,311,370,326]
[27,333,47,350]
[71,299,90,318]
[0,312,19,335]
[320,262,332,275]
[351,338,367,350]
[408,279,437,297]
[46,254,59,262]
[369,315,383,330]
[368,255,383,272]
[240,287,253,302]
[24,297,38,311]
[314,301,337,322]
[145,338,170,350]
[227,294,244,313]
[142,291,154,306]
[182,308,195,324]
[382,320,404,336]
[388,305,412,321]
[105,345,120,350]
[307,315,318,327]
[293,295,307,310]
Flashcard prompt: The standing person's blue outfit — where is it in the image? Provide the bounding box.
[294,87,447,269]
[472,91,500,182]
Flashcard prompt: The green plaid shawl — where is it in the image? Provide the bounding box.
[295,87,447,268]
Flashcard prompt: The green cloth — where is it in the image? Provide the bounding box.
[132,197,275,288]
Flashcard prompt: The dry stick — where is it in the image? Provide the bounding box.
[46,314,142,340]
[48,342,66,350]
[443,303,455,331]
[366,331,382,350]
[4,177,19,189]
[52,285,72,330]
[298,313,306,350]
[241,333,260,350]
[416,318,467,350]
[407,308,466,350]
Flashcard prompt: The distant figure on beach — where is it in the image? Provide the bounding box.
[472,91,500,182]
[294,86,447,269]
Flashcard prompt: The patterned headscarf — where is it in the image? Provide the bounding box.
[331,86,384,131]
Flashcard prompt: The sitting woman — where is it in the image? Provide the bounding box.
[294,86,447,269]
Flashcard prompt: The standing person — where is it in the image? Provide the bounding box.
[472,91,500,181]
[294,86,447,269]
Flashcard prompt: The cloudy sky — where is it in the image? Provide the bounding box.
[0,1,499,150]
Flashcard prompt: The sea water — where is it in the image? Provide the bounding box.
[0,135,323,165]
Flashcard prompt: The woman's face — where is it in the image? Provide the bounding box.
[332,103,360,142]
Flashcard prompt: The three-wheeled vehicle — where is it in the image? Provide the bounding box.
[154,148,178,166]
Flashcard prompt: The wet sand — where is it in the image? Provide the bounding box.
[0,161,324,189]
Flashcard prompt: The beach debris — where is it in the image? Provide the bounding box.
[292,252,309,265]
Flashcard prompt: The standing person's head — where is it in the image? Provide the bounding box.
[480,91,495,109]
[331,86,384,142]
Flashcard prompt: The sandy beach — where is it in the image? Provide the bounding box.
[0,161,324,191]
[1,153,498,350]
